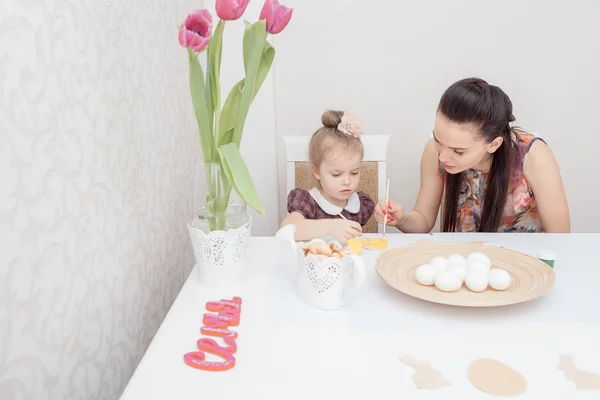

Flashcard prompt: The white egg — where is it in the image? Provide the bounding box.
[467,252,491,267]
[488,268,512,291]
[465,269,489,292]
[429,256,448,271]
[447,263,467,282]
[447,253,467,265]
[468,260,490,274]
[415,264,436,286]
[434,270,463,292]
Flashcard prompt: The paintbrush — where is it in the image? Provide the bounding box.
[338,212,371,243]
[383,178,390,239]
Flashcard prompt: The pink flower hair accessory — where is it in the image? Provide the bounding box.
[337,111,364,139]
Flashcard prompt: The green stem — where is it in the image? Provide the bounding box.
[205,162,227,232]
[205,20,226,230]
[214,26,223,147]
[214,96,222,152]
[212,21,225,158]
[204,167,215,231]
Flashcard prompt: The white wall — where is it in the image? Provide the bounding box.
[203,0,280,236]
[272,0,600,232]
[0,0,200,398]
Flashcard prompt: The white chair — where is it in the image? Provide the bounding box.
[282,134,390,233]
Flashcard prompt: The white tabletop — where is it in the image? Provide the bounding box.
[120,233,600,400]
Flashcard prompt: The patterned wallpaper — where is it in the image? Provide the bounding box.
[0,0,201,398]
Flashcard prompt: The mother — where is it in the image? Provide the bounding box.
[376,78,570,233]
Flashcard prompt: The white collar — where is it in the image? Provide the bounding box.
[308,187,361,215]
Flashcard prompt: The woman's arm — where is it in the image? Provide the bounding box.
[395,139,444,233]
[523,140,570,232]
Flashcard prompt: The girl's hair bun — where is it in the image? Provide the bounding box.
[321,110,344,128]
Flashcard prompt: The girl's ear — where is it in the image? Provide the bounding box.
[312,164,320,181]
[487,136,504,153]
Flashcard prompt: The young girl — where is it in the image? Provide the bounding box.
[281,110,376,243]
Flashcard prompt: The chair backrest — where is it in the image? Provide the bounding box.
[283,134,390,233]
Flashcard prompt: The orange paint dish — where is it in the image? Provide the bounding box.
[363,238,388,250]
[347,238,363,254]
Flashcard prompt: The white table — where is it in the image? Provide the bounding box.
[120,233,600,400]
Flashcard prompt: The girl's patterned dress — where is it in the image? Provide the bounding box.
[287,187,375,226]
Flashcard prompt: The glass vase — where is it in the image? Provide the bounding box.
[188,162,252,288]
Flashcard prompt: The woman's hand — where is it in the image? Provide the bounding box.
[328,219,362,242]
[374,199,405,227]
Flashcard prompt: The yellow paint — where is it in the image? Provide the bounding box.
[347,238,362,254]
[364,238,388,250]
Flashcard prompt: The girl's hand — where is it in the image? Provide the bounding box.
[374,199,405,226]
[328,219,362,242]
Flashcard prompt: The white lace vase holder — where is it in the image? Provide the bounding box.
[188,217,252,288]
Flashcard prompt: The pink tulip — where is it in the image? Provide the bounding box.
[259,0,293,34]
[216,0,250,21]
[178,9,213,53]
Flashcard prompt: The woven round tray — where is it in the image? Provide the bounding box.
[375,241,556,307]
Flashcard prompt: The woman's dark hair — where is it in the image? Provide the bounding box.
[439,78,518,232]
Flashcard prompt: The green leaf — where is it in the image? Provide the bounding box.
[189,50,213,162]
[217,143,264,214]
[232,20,267,147]
[242,20,252,72]
[252,39,275,101]
[217,78,244,145]
[219,128,235,147]
[217,37,274,148]
[207,20,225,129]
